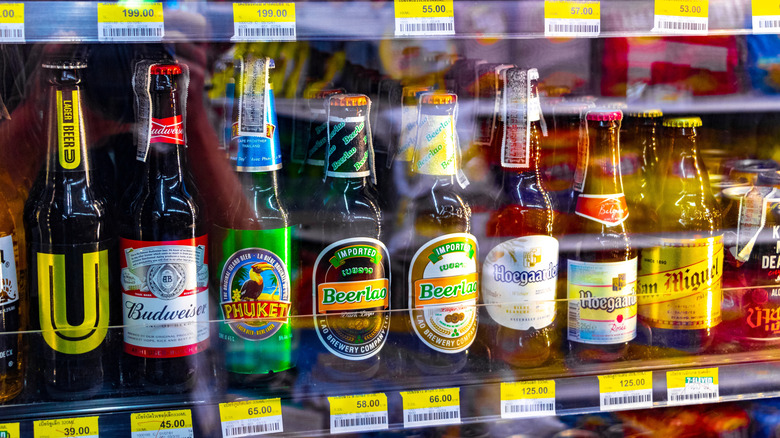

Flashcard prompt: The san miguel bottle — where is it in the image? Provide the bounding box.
[312,94,390,381]
[483,68,558,368]
[120,63,209,392]
[25,60,115,399]
[638,117,723,354]
[623,110,663,235]
[213,56,295,384]
[567,110,637,363]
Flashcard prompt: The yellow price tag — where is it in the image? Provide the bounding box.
[131,410,193,433]
[753,0,779,16]
[0,423,19,438]
[34,417,98,438]
[667,367,718,389]
[395,0,454,19]
[329,393,388,415]
[401,387,459,410]
[655,0,707,18]
[0,3,22,24]
[599,372,652,393]
[220,398,282,421]
[234,3,295,23]
[501,380,555,400]
[98,3,164,23]
[667,367,719,405]
[545,0,600,20]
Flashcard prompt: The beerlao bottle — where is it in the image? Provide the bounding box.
[483,68,558,368]
[638,117,723,354]
[213,56,295,385]
[312,94,391,381]
[120,63,209,393]
[25,60,115,399]
[567,109,637,363]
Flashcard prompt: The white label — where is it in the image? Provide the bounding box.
[222,417,282,437]
[482,235,558,331]
[404,406,460,427]
[395,16,455,36]
[99,22,164,41]
[545,17,599,36]
[0,235,19,308]
[331,412,388,433]
[501,398,555,418]
[753,15,780,32]
[653,15,707,33]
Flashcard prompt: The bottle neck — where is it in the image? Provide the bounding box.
[503,121,546,203]
[146,87,187,180]
[665,128,706,181]
[326,106,372,180]
[629,118,661,170]
[582,120,624,195]
[45,82,91,176]
[411,104,458,177]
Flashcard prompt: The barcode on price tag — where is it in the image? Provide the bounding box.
[0,3,23,42]
[394,0,455,37]
[34,417,99,438]
[131,410,194,438]
[544,1,600,37]
[500,380,556,419]
[97,3,164,42]
[328,393,388,434]
[233,3,296,41]
[401,388,460,428]
[598,372,653,411]
[653,0,708,34]
[752,0,780,33]
[667,368,719,406]
[219,398,283,437]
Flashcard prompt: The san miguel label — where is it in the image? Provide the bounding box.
[638,236,723,329]
[575,193,628,226]
[150,115,185,145]
[409,233,478,353]
[313,238,390,360]
[56,89,81,170]
[120,236,209,358]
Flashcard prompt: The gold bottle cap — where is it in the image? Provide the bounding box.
[626,109,663,118]
[420,92,457,105]
[329,94,369,107]
[663,117,702,128]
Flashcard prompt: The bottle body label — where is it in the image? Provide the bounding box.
[313,237,390,360]
[121,236,209,358]
[567,258,638,344]
[638,236,723,329]
[575,194,629,226]
[409,233,479,353]
[483,235,558,330]
[0,235,20,370]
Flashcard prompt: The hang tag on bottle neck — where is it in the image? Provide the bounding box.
[324,96,377,184]
[237,56,269,137]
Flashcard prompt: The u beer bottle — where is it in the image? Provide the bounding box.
[25,60,115,399]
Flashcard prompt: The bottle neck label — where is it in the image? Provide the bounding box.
[150,115,185,145]
[326,115,371,178]
[413,114,458,176]
[305,108,328,167]
[575,194,629,227]
[501,68,533,169]
[56,89,83,171]
[397,103,418,162]
[232,74,282,172]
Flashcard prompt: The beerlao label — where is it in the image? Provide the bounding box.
[56,89,81,170]
[121,236,209,358]
[150,115,185,145]
[567,258,637,344]
[575,193,629,226]
[313,238,390,360]
[409,233,478,353]
[638,236,723,329]
[483,235,558,330]
[413,112,457,176]
[326,116,370,178]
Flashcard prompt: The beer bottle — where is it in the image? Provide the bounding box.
[567,110,637,362]
[483,68,558,368]
[25,60,115,399]
[120,63,209,392]
[623,110,663,235]
[0,189,23,402]
[312,94,390,381]
[638,117,723,354]
[403,92,478,374]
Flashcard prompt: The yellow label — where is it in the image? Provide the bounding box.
[219,398,281,422]
[545,1,600,20]
[753,0,779,16]
[667,367,718,388]
[234,3,295,23]
[655,0,708,18]
[637,236,723,329]
[56,90,81,170]
[34,417,98,438]
[0,423,19,438]
[131,410,193,432]
[401,388,459,410]
[599,372,652,393]
[0,4,23,24]
[98,3,163,23]
[329,393,388,415]
[501,380,555,400]
[412,114,457,175]
[395,0,454,18]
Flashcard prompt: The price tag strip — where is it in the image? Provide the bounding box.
[753,0,780,33]
[97,2,164,42]
[653,0,708,34]
[501,380,556,419]
[400,388,460,428]
[667,367,719,406]
[0,3,23,42]
[598,372,653,411]
[219,398,283,437]
[328,393,389,434]
[232,3,296,41]
[131,410,194,438]
[0,423,19,438]
[394,0,455,37]
[544,1,600,37]
[34,417,98,438]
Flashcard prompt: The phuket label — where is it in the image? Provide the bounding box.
[409,233,479,353]
[567,258,637,344]
[313,238,390,360]
[121,236,209,358]
[575,193,628,226]
[638,236,723,329]
[483,235,558,330]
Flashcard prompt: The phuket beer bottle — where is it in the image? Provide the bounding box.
[25,60,115,399]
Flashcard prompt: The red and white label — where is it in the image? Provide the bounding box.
[120,235,209,358]
[575,194,628,226]
[150,115,185,145]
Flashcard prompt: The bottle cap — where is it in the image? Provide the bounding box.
[586,110,622,121]
[403,85,433,99]
[626,109,663,118]
[663,117,702,128]
[150,64,182,75]
[305,88,344,100]
[420,92,457,105]
[329,94,368,107]
[42,60,87,70]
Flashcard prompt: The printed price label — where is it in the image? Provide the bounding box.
[544,1,600,36]
[0,423,19,438]
[653,0,708,34]
[232,3,296,41]
[401,388,460,428]
[599,372,653,411]
[752,0,780,32]
[98,2,164,41]
[0,3,23,42]
[667,368,719,406]
[328,393,389,434]
[501,380,556,419]
[131,410,194,438]
[34,417,99,438]
[394,0,455,37]
[219,399,283,437]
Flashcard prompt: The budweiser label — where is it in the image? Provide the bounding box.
[150,115,185,145]
[575,193,629,226]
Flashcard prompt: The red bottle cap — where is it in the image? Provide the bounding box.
[150,64,182,75]
[586,110,622,121]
